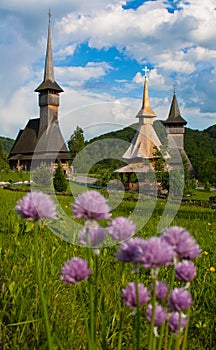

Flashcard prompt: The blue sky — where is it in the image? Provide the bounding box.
[1,0,216,141]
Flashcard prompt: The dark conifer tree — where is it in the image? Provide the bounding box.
[53,160,67,192]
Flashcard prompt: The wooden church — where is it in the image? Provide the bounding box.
[115,69,192,190]
[7,14,71,173]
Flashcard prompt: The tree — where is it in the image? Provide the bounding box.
[68,126,85,160]
[0,139,9,170]
[53,160,67,192]
[32,163,52,189]
[200,157,216,186]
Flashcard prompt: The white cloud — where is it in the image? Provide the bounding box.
[55,44,77,60]
[133,69,165,89]
[1,0,216,139]
[182,0,216,49]
[56,62,112,86]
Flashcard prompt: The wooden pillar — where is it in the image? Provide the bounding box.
[17,159,20,173]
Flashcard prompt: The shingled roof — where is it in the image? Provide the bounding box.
[7,118,71,161]
[121,75,161,161]
[8,119,39,157]
[136,77,157,118]
[35,20,63,93]
[122,123,161,159]
[164,93,187,125]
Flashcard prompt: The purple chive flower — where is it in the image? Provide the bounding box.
[168,288,193,312]
[116,237,146,264]
[121,282,150,310]
[155,281,169,301]
[15,191,57,221]
[78,226,106,247]
[175,260,197,282]
[72,190,111,220]
[168,312,188,334]
[141,237,175,269]
[108,216,136,241]
[60,257,92,284]
[146,304,166,327]
[161,226,201,260]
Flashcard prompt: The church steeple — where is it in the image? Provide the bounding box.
[121,67,161,160]
[35,10,63,93]
[44,11,55,83]
[164,90,187,150]
[136,67,156,119]
[164,91,187,126]
[7,12,71,172]
[35,11,63,137]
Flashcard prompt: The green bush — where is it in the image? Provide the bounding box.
[53,160,67,192]
[32,163,52,189]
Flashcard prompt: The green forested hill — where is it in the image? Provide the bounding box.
[204,124,216,139]
[184,128,216,176]
[1,122,216,184]
[0,137,14,155]
[87,121,216,182]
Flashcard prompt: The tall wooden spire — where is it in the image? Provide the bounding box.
[44,10,55,83]
[35,11,63,93]
[122,69,161,160]
[35,11,64,138]
[136,76,157,118]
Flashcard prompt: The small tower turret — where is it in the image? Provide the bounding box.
[163,90,187,149]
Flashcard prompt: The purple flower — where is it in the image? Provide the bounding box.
[108,216,136,241]
[146,304,166,327]
[161,226,201,260]
[60,257,92,284]
[168,312,188,334]
[78,226,106,247]
[141,237,175,269]
[121,282,150,310]
[175,260,197,282]
[168,288,193,312]
[116,237,146,264]
[72,191,111,220]
[15,191,57,221]
[155,281,169,301]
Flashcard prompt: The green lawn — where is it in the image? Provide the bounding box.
[1,187,216,349]
[189,188,216,201]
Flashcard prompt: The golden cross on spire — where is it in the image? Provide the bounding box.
[48,9,52,24]
[142,66,149,78]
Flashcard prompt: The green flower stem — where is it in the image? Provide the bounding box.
[94,253,99,344]
[148,274,157,350]
[101,292,108,350]
[182,308,191,350]
[117,265,125,350]
[164,265,176,350]
[167,332,174,350]
[33,223,53,350]
[132,313,137,350]
[87,253,95,348]
[174,312,182,350]
[78,283,92,350]
[85,228,96,348]
[157,321,166,350]
[163,321,169,350]
[135,273,141,350]
[117,304,124,350]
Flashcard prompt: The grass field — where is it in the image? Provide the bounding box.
[1,186,216,349]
